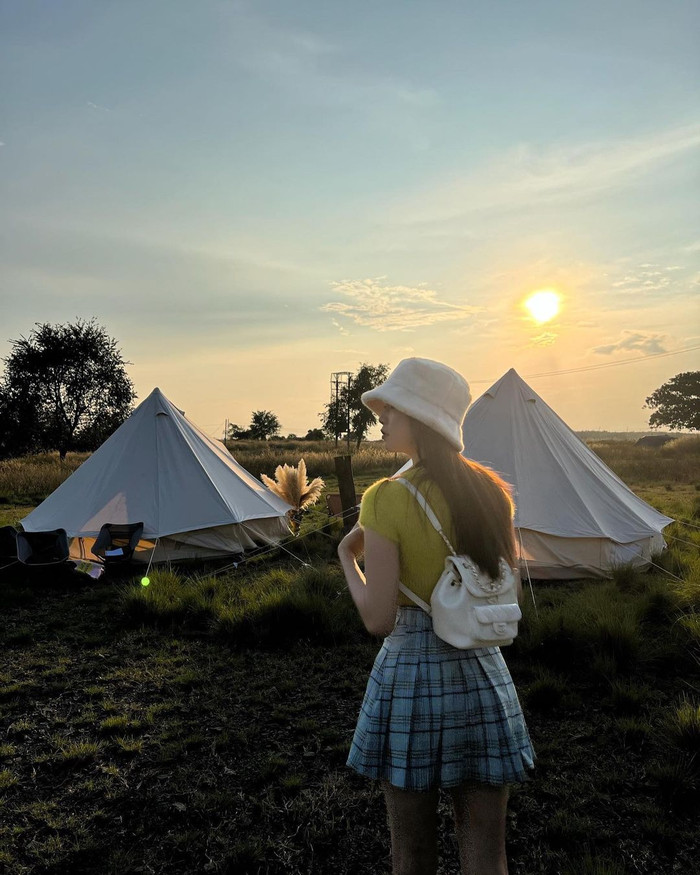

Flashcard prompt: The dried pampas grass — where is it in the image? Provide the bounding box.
[261,458,325,514]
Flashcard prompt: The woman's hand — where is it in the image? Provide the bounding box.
[338,524,365,560]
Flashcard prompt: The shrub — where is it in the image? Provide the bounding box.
[611,563,645,594]
[609,680,651,715]
[679,612,700,647]
[594,614,641,673]
[671,556,700,609]
[666,699,700,755]
[636,581,680,625]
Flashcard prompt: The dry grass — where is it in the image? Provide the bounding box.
[0,452,89,504]
[588,438,699,485]
[0,443,403,505]
[261,459,325,511]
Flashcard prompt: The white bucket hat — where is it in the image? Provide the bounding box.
[361,357,471,451]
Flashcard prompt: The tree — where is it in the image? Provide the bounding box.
[348,362,391,447]
[0,319,135,460]
[644,372,700,431]
[226,423,250,440]
[249,410,281,440]
[304,428,325,441]
[320,363,390,447]
[321,395,348,443]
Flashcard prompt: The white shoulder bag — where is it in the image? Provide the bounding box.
[394,477,522,649]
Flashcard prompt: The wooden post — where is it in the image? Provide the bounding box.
[334,455,359,532]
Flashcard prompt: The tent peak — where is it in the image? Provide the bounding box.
[484,368,537,402]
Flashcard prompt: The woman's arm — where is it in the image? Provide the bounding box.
[338,526,400,637]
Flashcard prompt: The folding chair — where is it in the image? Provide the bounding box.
[91,522,144,564]
[0,526,18,566]
[16,529,70,566]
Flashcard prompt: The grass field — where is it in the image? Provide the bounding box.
[0,438,699,874]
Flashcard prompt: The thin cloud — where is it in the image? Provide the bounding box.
[331,318,350,336]
[228,9,439,113]
[605,262,695,299]
[383,122,700,226]
[592,330,668,356]
[531,332,558,347]
[322,278,482,332]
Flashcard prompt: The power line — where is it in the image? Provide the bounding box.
[469,344,700,385]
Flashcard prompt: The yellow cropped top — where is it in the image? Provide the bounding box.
[358,467,457,608]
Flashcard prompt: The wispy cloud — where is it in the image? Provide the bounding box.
[382,122,700,226]
[331,318,350,336]
[592,330,669,356]
[608,263,690,296]
[531,332,558,347]
[226,8,439,113]
[322,277,482,332]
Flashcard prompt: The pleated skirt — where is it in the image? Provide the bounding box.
[347,606,535,791]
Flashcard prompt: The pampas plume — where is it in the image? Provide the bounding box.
[261,459,325,532]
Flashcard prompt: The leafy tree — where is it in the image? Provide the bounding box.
[321,395,349,443]
[304,428,326,441]
[644,371,700,431]
[0,386,44,459]
[320,363,390,447]
[249,410,281,440]
[226,423,250,440]
[349,362,390,447]
[0,319,135,460]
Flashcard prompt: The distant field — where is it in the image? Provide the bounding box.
[0,433,696,514]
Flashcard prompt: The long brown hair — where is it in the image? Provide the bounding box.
[407,418,516,579]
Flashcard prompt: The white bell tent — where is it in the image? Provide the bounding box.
[461,369,672,579]
[395,369,672,579]
[21,388,293,563]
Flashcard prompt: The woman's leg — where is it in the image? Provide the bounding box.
[381,781,439,875]
[448,782,509,875]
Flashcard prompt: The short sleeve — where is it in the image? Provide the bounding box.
[359,478,402,543]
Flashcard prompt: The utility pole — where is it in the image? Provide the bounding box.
[330,371,353,449]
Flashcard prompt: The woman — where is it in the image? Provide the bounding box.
[338,357,534,875]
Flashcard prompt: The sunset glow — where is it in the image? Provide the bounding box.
[1,3,697,434]
[524,290,561,324]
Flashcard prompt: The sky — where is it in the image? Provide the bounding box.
[1,0,699,439]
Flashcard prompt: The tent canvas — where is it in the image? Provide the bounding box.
[21,388,293,563]
[397,369,672,579]
[464,369,672,579]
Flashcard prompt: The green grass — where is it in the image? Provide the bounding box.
[120,563,366,649]
[0,448,698,874]
[667,699,700,754]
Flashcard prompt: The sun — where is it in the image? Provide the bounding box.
[524,289,560,324]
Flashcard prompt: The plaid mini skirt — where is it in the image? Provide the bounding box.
[347,606,535,791]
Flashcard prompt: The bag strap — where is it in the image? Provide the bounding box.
[394,478,456,554]
[393,477,456,615]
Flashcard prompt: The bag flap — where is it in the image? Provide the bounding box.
[473,603,522,623]
[448,555,517,598]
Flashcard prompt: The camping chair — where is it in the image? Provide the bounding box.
[0,526,18,565]
[16,529,70,566]
[91,522,144,564]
